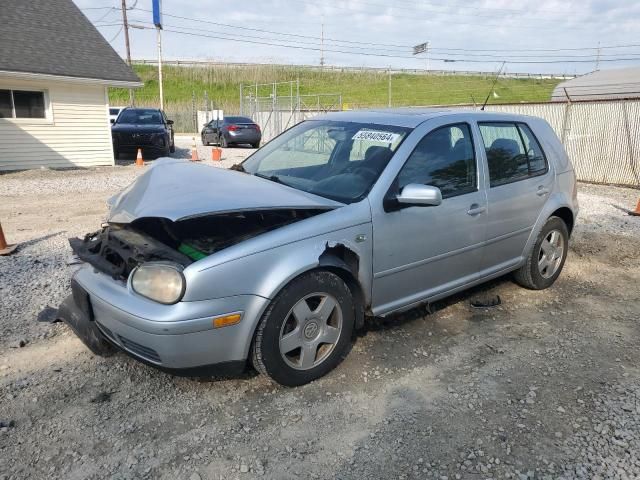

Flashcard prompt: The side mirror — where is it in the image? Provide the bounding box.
[396,184,442,206]
[110,118,115,124]
[167,119,174,125]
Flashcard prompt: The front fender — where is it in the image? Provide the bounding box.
[182,221,373,305]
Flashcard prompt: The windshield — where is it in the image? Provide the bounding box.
[117,109,163,125]
[242,120,411,203]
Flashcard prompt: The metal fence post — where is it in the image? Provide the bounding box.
[560,88,572,145]
[192,90,196,134]
[239,84,243,116]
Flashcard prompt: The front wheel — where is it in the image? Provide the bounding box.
[251,271,355,386]
[514,216,569,290]
[169,136,175,153]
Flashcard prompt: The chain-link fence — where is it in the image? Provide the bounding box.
[239,81,342,142]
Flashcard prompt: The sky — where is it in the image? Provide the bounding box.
[73,0,640,75]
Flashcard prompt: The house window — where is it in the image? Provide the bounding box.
[0,89,46,119]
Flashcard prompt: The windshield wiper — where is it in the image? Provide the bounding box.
[254,172,287,185]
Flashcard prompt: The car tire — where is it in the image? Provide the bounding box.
[251,142,260,149]
[201,135,208,146]
[169,136,175,153]
[221,135,229,148]
[513,216,569,290]
[251,270,355,387]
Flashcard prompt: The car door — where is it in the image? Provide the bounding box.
[477,121,554,274]
[370,119,488,315]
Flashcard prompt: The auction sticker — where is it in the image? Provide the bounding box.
[352,130,400,143]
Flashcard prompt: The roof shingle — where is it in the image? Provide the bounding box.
[0,0,140,84]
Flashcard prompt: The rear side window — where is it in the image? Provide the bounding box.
[397,123,477,199]
[479,122,548,187]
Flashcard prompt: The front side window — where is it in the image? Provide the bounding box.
[397,123,477,198]
[242,120,410,203]
[0,89,46,119]
[479,122,548,187]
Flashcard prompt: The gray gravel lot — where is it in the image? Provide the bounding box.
[1,157,639,480]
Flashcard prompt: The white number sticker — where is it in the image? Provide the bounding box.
[352,130,400,143]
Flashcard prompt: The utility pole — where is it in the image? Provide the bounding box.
[388,68,392,107]
[320,21,325,68]
[121,0,134,106]
[595,41,601,71]
[426,41,431,72]
[157,27,164,110]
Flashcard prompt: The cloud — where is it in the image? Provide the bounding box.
[74,0,640,74]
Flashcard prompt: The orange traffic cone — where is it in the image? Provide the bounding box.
[191,137,199,161]
[0,222,18,256]
[630,198,640,217]
[135,148,144,167]
[211,147,221,162]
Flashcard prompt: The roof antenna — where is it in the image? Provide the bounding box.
[481,61,506,111]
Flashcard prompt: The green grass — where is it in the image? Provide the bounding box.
[109,64,560,131]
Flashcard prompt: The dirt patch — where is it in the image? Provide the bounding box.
[1,170,639,479]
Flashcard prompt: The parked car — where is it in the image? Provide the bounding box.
[201,116,261,148]
[109,106,125,123]
[60,109,577,386]
[111,107,175,159]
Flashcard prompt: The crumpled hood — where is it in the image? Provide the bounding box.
[108,159,343,223]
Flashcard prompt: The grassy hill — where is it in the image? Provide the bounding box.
[109,64,560,132]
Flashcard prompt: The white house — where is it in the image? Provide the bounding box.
[0,0,142,171]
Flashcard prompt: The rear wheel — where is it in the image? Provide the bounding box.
[221,135,229,148]
[251,271,355,386]
[514,216,569,290]
[251,142,260,149]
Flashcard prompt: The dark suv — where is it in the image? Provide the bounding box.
[111,108,175,159]
[201,116,261,148]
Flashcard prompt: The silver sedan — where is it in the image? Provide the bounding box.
[59,108,578,386]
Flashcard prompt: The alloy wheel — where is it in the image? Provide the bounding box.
[538,229,565,279]
[278,292,343,370]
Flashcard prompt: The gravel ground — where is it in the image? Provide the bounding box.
[1,160,639,480]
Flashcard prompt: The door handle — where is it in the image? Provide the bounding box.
[467,204,486,216]
[536,186,550,196]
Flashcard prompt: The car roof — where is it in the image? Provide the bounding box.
[313,108,537,128]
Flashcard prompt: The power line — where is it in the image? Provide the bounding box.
[155,27,640,65]
[131,8,413,49]
[127,7,640,57]
[108,26,124,43]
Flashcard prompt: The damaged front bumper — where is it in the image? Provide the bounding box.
[58,265,270,376]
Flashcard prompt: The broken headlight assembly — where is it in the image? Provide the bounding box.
[130,263,185,304]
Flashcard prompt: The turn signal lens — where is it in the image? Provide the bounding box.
[213,313,242,329]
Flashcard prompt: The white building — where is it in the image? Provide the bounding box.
[0,0,142,171]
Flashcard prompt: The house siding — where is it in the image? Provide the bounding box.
[0,78,114,170]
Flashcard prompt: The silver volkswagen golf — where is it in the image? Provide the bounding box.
[60,109,578,386]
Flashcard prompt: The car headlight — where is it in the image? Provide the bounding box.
[130,263,185,304]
